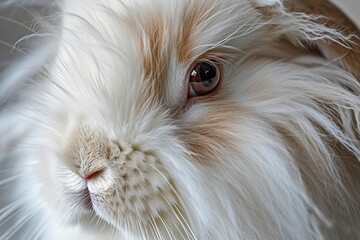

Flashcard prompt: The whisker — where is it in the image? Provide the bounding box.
[1,201,43,240]
[124,216,130,240]
[150,216,164,240]
[27,217,53,240]
[13,33,56,50]
[0,174,23,186]
[2,220,28,240]
[1,145,48,151]
[30,224,47,240]
[148,164,197,240]
[0,164,36,173]
[134,206,147,240]
[158,191,196,240]
[0,16,37,33]
[1,109,51,129]
[0,40,25,53]
[157,213,176,240]
[158,195,188,240]
[0,195,32,220]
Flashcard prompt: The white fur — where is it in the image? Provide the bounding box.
[1,0,359,239]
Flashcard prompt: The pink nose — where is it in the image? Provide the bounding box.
[84,170,102,181]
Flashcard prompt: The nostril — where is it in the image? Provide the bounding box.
[84,170,103,181]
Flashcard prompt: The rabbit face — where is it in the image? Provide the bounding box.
[38,0,266,236]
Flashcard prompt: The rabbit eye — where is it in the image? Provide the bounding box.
[188,62,221,98]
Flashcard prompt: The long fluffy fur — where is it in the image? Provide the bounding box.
[0,0,359,239]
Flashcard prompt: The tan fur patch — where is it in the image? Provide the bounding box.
[177,1,214,63]
[178,102,245,165]
[127,11,169,103]
[141,14,168,97]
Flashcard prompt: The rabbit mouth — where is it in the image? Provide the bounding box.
[81,188,94,210]
[83,153,189,238]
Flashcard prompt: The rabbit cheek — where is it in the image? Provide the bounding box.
[179,103,245,165]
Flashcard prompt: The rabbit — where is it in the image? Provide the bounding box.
[0,0,359,239]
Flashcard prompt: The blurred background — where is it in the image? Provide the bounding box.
[0,3,58,72]
[335,0,360,28]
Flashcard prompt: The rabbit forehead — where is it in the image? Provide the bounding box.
[52,0,259,114]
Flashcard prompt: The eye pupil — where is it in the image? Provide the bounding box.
[199,62,216,86]
[188,61,220,98]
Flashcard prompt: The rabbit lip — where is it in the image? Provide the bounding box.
[82,188,93,210]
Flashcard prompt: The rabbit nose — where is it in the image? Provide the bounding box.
[84,169,103,181]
